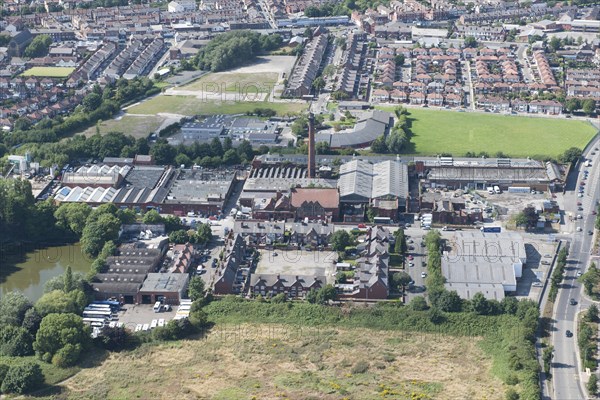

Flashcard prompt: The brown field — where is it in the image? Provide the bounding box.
[59,324,505,400]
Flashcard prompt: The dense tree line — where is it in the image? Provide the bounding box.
[189,31,282,72]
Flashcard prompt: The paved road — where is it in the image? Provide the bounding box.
[552,137,600,400]
[465,61,475,111]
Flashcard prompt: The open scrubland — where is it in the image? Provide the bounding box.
[35,297,542,400]
[60,323,502,400]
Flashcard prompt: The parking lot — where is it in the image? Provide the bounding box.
[117,304,176,331]
[255,249,337,284]
[401,225,559,303]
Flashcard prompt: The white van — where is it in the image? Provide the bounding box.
[493,186,501,194]
[487,187,494,194]
[153,301,162,313]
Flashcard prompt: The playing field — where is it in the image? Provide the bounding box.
[181,72,279,93]
[21,67,75,78]
[127,95,307,116]
[378,107,598,158]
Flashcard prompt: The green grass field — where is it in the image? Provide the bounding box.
[181,72,279,93]
[378,107,597,158]
[21,67,75,78]
[127,95,307,116]
[81,115,165,139]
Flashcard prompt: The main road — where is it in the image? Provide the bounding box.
[551,134,600,400]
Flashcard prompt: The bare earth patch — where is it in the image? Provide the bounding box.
[62,325,505,400]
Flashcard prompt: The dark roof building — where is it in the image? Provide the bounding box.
[137,273,189,305]
[315,110,393,149]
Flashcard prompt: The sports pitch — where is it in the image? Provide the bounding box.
[379,107,598,158]
[21,67,75,78]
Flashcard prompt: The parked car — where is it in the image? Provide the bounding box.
[532,282,543,287]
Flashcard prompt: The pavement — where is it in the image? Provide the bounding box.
[550,135,600,400]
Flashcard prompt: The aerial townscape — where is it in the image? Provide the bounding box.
[0,0,600,398]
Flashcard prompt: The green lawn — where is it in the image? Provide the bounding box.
[21,67,75,78]
[127,95,307,116]
[180,72,279,93]
[377,107,598,159]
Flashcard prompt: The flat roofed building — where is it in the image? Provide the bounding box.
[161,168,236,215]
[422,156,556,190]
[445,231,527,264]
[137,273,189,305]
[445,282,506,301]
[441,231,526,299]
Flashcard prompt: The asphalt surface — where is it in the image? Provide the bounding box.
[551,136,600,400]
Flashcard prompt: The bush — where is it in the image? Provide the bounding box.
[271,293,287,303]
[351,360,369,374]
[588,374,598,396]
[97,326,132,351]
[505,388,519,400]
[51,343,82,368]
[0,362,44,394]
[0,325,33,357]
[0,364,8,388]
[34,313,90,366]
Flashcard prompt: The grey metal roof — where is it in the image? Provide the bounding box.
[139,273,189,293]
[337,159,408,202]
[444,282,505,300]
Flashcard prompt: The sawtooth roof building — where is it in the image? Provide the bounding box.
[338,159,409,204]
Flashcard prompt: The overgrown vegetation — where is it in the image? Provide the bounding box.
[578,314,597,371]
[203,295,540,399]
[548,248,568,302]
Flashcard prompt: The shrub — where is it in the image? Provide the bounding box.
[0,325,34,357]
[351,361,369,374]
[97,326,132,351]
[0,362,44,394]
[505,388,519,400]
[588,374,598,396]
[0,364,8,388]
[51,343,82,368]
